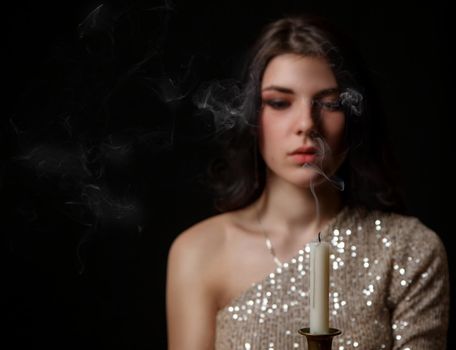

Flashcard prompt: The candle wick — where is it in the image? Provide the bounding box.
[318,232,321,243]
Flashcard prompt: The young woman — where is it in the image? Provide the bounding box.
[166,15,449,350]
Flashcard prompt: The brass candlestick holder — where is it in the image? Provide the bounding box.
[298,328,342,350]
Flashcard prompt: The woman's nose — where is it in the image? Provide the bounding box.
[294,101,316,136]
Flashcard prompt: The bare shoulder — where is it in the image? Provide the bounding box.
[167,211,241,293]
[166,212,240,349]
[169,206,278,313]
[168,213,231,267]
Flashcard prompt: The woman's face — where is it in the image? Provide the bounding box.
[259,53,346,188]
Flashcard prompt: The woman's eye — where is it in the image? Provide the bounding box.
[313,99,342,111]
[264,99,290,110]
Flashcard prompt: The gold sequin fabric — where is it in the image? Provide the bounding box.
[215,207,449,350]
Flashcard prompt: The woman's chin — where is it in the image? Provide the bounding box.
[267,164,339,189]
[283,171,328,189]
[296,176,326,189]
[293,165,341,189]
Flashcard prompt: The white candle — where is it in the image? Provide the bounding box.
[309,239,330,334]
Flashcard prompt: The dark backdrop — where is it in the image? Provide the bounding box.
[4,1,452,349]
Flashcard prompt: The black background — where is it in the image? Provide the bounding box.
[5,0,453,349]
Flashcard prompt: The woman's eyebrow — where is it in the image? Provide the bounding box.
[261,86,339,96]
[314,87,340,98]
[261,85,294,94]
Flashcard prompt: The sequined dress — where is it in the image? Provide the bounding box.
[215,207,449,350]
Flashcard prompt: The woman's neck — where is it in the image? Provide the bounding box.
[253,175,343,236]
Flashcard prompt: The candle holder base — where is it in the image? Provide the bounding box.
[298,328,342,350]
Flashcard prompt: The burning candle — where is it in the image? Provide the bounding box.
[309,233,330,334]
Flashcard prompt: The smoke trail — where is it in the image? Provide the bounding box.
[304,134,345,236]
[340,88,363,116]
[305,135,346,191]
[7,1,195,274]
[309,177,321,229]
[192,79,245,135]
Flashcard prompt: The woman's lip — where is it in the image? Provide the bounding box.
[289,153,317,164]
[290,146,317,155]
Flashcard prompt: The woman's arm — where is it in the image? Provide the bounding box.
[388,218,449,349]
[166,228,220,350]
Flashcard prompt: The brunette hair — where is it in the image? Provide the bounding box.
[207,14,405,213]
